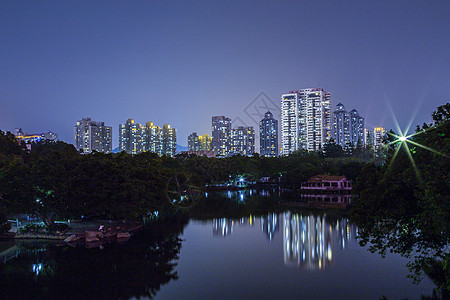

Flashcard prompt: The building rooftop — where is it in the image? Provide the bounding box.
[308,175,348,182]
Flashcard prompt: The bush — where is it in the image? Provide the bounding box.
[18,223,47,234]
[0,207,11,234]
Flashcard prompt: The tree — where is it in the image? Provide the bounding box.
[322,138,343,158]
[351,103,450,295]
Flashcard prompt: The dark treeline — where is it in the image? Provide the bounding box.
[0,129,377,228]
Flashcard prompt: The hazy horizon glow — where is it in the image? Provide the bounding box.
[1,1,449,148]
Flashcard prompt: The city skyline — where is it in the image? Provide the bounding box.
[0,1,448,148]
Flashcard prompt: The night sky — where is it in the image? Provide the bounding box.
[1,0,449,149]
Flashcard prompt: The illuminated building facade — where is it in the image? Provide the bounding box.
[142,121,162,155]
[74,118,112,153]
[119,119,176,156]
[373,127,386,152]
[364,128,373,147]
[281,88,331,154]
[119,119,142,155]
[15,128,58,144]
[162,124,177,157]
[281,92,300,155]
[301,88,331,151]
[331,103,350,146]
[188,132,200,151]
[211,116,231,157]
[230,126,255,156]
[332,104,365,148]
[260,111,278,157]
[350,109,365,147]
[188,133,212,152]
[198,134,212,151]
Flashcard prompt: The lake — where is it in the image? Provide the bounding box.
[0,191,436,299]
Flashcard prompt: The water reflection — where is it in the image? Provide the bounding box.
[261,213,279,241]
[0,221,186,299]
[299,194,351,203]
[216,189,281,202]
[283,212,357,270]
[213,218,234,237]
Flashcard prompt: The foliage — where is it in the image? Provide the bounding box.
[0,206,11,234]
[351,103,450,294]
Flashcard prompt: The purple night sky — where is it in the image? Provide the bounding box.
[0,1,449,149]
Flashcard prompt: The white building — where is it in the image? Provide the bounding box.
[281,88,331,154]
[373,127,386,152]
[281,92,300,155]
[74,118,112,153]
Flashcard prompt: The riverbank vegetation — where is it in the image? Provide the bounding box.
[351,103,450,294]
[0,129,379,228]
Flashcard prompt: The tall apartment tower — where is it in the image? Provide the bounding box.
[281,88,331,154]
[373,127,386,152]
[281,92,300,155]
[119,120,176,156]
[162,124,177,157]
[74,118,112,153]
[301,88,331,151]
[350,109,365,146]
[230,126,255,156]
[332,104,365,148]
[260,111,278,157]
[188,132,201,151]
[198,134,212,151]
[119,119,142,154]
[188,133,212,151]
[142,122,162,155]
[332,103,351,146]
[211,116,231,157]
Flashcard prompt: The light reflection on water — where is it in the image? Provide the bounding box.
[212,211,357,271]
[282,212,355,270]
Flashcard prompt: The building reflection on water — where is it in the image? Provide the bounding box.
[299,194,351,203]
[261,213,279,241]
[283,211,357,270]
[212,213,278,239]
[213,218,234,237]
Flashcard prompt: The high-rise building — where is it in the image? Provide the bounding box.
[281,88,331,154]
[188,132,212,152]
[331,103,350,147]
[301,88,331,151]
[74,118,112,153]
[364,128,373,147]
[230,126,255,156]
[142,122,162,155]
[260,111,278,157]
[188,132,201,151]
[119,119,142,155]
[281,92,300,155]
[198,134,212,151]
[211,116,231,157]
[162,124,177,157]
[119,119,176,156]
[331,104,365,148]
[350,109,365,147]
[373,127,386,152]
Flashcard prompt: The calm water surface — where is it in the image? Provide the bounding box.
[0,191,436,299]
[154,212,435,300]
